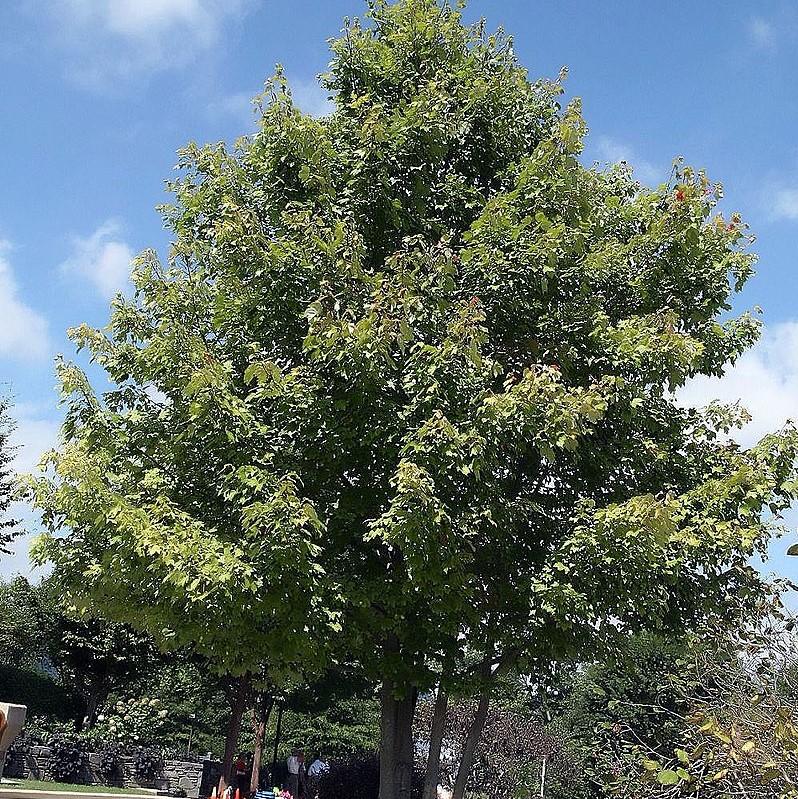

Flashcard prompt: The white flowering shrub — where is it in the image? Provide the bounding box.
[93,696,169,748]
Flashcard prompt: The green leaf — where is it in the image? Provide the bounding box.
[656,770,680,786]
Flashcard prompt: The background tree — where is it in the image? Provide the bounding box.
[36,576,157,729]
[0,574,157,729]
[535,631,700,798]
[26,2,798,799]
[621,610,798,798]
[0,395,19,554]
[0,576,86,724]
[0,575,53,669]
[1,574,379,776]
[280,667,382,759]
[416,688,557,799]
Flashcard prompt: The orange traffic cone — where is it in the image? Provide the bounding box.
[211,789,217,799]
[235,789,240,799]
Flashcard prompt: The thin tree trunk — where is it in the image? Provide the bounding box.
[220,675,250,794]
[379,682,418,799]
[539,757,547,798]
[271,703,284,782]
[451,654,515,799]
[379,681,396,799]
[422,685,448,799]
[83,682,105,729]
[451,694,489,799]
[250,695,274,794]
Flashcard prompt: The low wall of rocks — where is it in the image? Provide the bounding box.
[5,747,204,798]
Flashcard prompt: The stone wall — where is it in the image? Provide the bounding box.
[5,747,205,798]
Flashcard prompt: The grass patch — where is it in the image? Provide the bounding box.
[0,779,154,795]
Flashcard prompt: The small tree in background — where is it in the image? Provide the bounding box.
[0,395,19,554]
[0,576,52,669]
[26,2,798,798]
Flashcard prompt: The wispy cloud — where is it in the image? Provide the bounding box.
[772,188,798,220]
[10,413,60,478]
[0,240,50,361]
[42,0,250,89]
[678,321,798,448]
[59,219,134,299]
[206,90,260,131]
[749,17,776,50]
[595,136,662,186]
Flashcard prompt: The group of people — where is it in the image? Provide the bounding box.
[287,748,329,799]
[226,749,329,799]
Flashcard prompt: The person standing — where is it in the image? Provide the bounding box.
[307,754,329,799]
[234,754,248,794]
[297,750,307,799]
[286,749,301,799]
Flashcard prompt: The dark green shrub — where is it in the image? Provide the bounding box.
[15,717,78,749]
[98,743,124,780]
[0,663,84,721]
[133,746,163,783]
[50,736,87,783]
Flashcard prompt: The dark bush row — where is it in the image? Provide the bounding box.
[12,735,163,786]
[318,755,423,799]
[0,663,84,721]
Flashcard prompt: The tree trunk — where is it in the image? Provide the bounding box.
[271,703,284,782]
[451,653,515,799]
[220,675,250,793]
[379,681,418,799]
[539,757,547,798]
[83,682,105,729]
[451,693,489,799]
[422,686,448,799]
[250,695,274,794]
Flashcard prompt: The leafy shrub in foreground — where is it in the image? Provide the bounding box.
[134,746,163,784]
[98,742,124,780]
[49,736,87,783]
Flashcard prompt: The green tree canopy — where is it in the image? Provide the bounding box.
[0,576,52,669]
[0,574,156,727]
[26,2,798,797]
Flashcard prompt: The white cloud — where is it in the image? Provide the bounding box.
[206,90,259,131]
[772,188,798,220]
[290,78,334,118]
[101,0,212,37]
[679,322,798,588]
[0,240,50,361]
[749,17,776,49]
[208,77,334,131]
[59,219,134,299]
[679,321,798,448]
[44,0,249,88]
[595,136,662,186]
[10,415,60,477]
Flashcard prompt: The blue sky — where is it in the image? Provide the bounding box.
[1,0,798,582]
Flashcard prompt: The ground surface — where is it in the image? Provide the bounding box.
[0,779,157,797]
